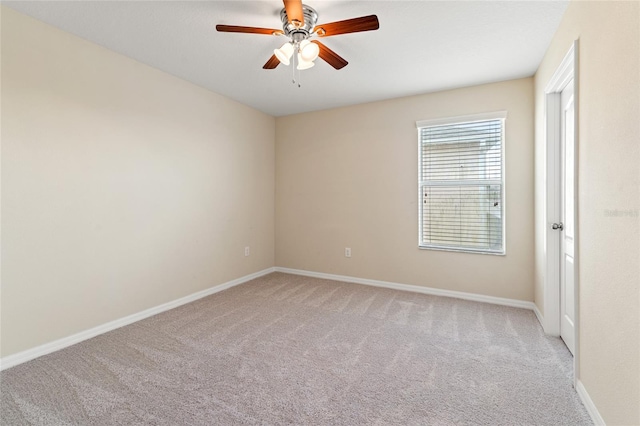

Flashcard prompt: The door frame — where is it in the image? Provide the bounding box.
[543,40,580,386]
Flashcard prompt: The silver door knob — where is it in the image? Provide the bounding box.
[552,222,564,230]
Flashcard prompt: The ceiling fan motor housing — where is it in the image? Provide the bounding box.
[280,4,318,39]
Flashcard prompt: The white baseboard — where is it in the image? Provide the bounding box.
[533,304,544,328]
[0,267,275,371]
[274,267,535,311]
[576,380,605,425]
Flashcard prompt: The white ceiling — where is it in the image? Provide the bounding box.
[5,1,569,116]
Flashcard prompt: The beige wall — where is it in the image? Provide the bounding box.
[533,1,640,424]
[1,8,275,357]
[276,78,534,301]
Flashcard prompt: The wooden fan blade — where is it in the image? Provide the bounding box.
[263,54,280,69]
[216,25,283,36]
[311,41,348,70]
[314,15,379,37]
[283,0,304,26]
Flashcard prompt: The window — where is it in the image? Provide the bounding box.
[416,112,506,254]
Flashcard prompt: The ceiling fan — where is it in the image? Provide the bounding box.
[216,0,379,71]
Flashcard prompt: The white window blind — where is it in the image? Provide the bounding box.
[417,114,505,254]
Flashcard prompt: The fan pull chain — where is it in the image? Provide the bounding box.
[292,53,296,84]
[289,43,302,88]
[296,45,302,88]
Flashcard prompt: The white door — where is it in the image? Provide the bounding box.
[560,79,576,354]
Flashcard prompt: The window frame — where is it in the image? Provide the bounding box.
[416,111,507,255]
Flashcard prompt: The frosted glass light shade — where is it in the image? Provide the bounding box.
[296,53,315,70]
[274,42,294,66]
[299,40,320,62]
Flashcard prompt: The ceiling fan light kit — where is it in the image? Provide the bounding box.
[216,0,379,83]
[274,42,294,65]
[296,53,315,70]
[299,40,319,62]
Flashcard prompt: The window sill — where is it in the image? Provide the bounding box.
[418,245,506,256]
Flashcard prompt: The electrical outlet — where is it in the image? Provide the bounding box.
[345,247,351,258]
[244,246,250,257]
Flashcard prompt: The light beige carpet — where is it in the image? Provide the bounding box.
[1,272,591,425]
